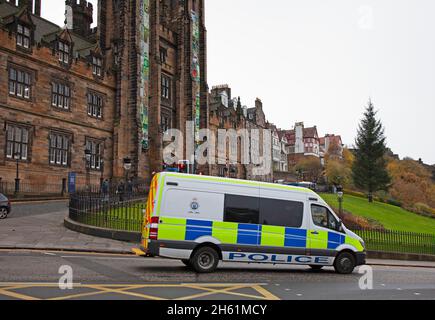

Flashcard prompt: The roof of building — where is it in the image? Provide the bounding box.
[0,1,96,54]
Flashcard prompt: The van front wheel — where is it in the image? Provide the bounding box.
[191,247,219,273]
[334,252,356,274]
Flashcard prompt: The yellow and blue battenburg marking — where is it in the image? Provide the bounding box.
[158,218,353,251]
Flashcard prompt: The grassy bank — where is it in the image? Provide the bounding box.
[320,193,435,235]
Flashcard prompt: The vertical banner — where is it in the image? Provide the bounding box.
[191,10,201,143]
[139,0,150,150]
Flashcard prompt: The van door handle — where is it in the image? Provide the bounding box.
[311,231,319,235]
[167,182,178,186]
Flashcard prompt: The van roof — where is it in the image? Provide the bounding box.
[159,172,317,196]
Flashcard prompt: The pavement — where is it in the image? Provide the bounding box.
[0,250,434,300]
[0,201,134,253]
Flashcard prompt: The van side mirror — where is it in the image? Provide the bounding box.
[338,221,344,232]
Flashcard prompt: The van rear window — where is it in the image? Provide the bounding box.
[224,194,259,225]
[260,198,304,228]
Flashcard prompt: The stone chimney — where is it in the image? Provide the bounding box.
[294,122,305,154]
[34,0,41,16]
[65,0,93,38]
[255,98,263,110]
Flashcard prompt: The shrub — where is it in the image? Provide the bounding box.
[413,203,435,216]
[333,207,384,230]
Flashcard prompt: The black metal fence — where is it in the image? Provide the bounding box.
[353,228,435,255]
[0,180,67,197]
[69,194,146,232]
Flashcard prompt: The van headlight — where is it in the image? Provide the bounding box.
[359,240,366,250]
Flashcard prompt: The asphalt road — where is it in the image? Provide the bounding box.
[0,250,434,300]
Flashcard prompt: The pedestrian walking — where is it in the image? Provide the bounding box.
[117,181,125,202]
[102,179,110,202]
[126,179,133,200]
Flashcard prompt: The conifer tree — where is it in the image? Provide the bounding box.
[352,100,391,202]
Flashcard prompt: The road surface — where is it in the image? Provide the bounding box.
[0,250,434,300]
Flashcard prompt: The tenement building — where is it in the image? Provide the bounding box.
[209,84,273,183]
[0,0,209,189]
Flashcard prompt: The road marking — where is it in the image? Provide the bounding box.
[61,256,143,261]
[176,285,252,300]
[44,252,57,256]
[0,288,40,300]
[0,283,280,301]
[252,285,280,300]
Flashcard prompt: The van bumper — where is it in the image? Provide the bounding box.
[147,240,160,257]
[146,240,197,257]
[356,252,367,266]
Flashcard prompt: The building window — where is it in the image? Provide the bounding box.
[161,75,171,100]
[58,41,70,64]
[6,124,29,161]
[9,67,31,99]
[85,139,103,170]
[161,114,170,132]
[17,24,31,49]
[51,82,71,110]
[87,92,103,119]
[160,47,167,64]
[49,132,70,167]
[92,56,103,76]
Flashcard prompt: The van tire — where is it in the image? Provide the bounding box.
[191,246,219,273]
[181,259,192,267]
[334,252,356,274]
[309,265,323,271]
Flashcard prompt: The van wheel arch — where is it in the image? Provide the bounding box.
[191,243,223,261]
[336,249,357,260]
[334,249,357,274]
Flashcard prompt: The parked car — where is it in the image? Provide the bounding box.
[0,193,11,219]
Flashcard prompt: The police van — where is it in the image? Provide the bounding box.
[139,173,366,274]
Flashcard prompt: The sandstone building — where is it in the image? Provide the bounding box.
[0,0,208,190]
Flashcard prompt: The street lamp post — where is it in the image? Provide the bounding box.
[100,159,105,188]
[14,152,20,195]
[337,186,344,215]
[84,148,92,192]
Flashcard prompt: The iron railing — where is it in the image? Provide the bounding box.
[69,194,146,232]
[0,181,67,197]
[353,228,435,255]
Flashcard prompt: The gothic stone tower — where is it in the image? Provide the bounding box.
[98,0,208,182]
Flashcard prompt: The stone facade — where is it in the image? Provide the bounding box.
[0,0,209,188]
[208,85,273,183]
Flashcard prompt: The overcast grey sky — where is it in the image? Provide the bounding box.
[41,0,435,164]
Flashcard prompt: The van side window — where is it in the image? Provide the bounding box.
[260,198,303,228]
[224,194,259,225]
[311,205,340,231]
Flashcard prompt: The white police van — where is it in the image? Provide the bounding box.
[139,173,366,274]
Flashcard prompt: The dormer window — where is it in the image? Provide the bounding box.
[92,56,102,76]
[17,24,31,49]
[58,41,70,64]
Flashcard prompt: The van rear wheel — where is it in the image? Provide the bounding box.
[334,252,356,274]
[191,246,219,273]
